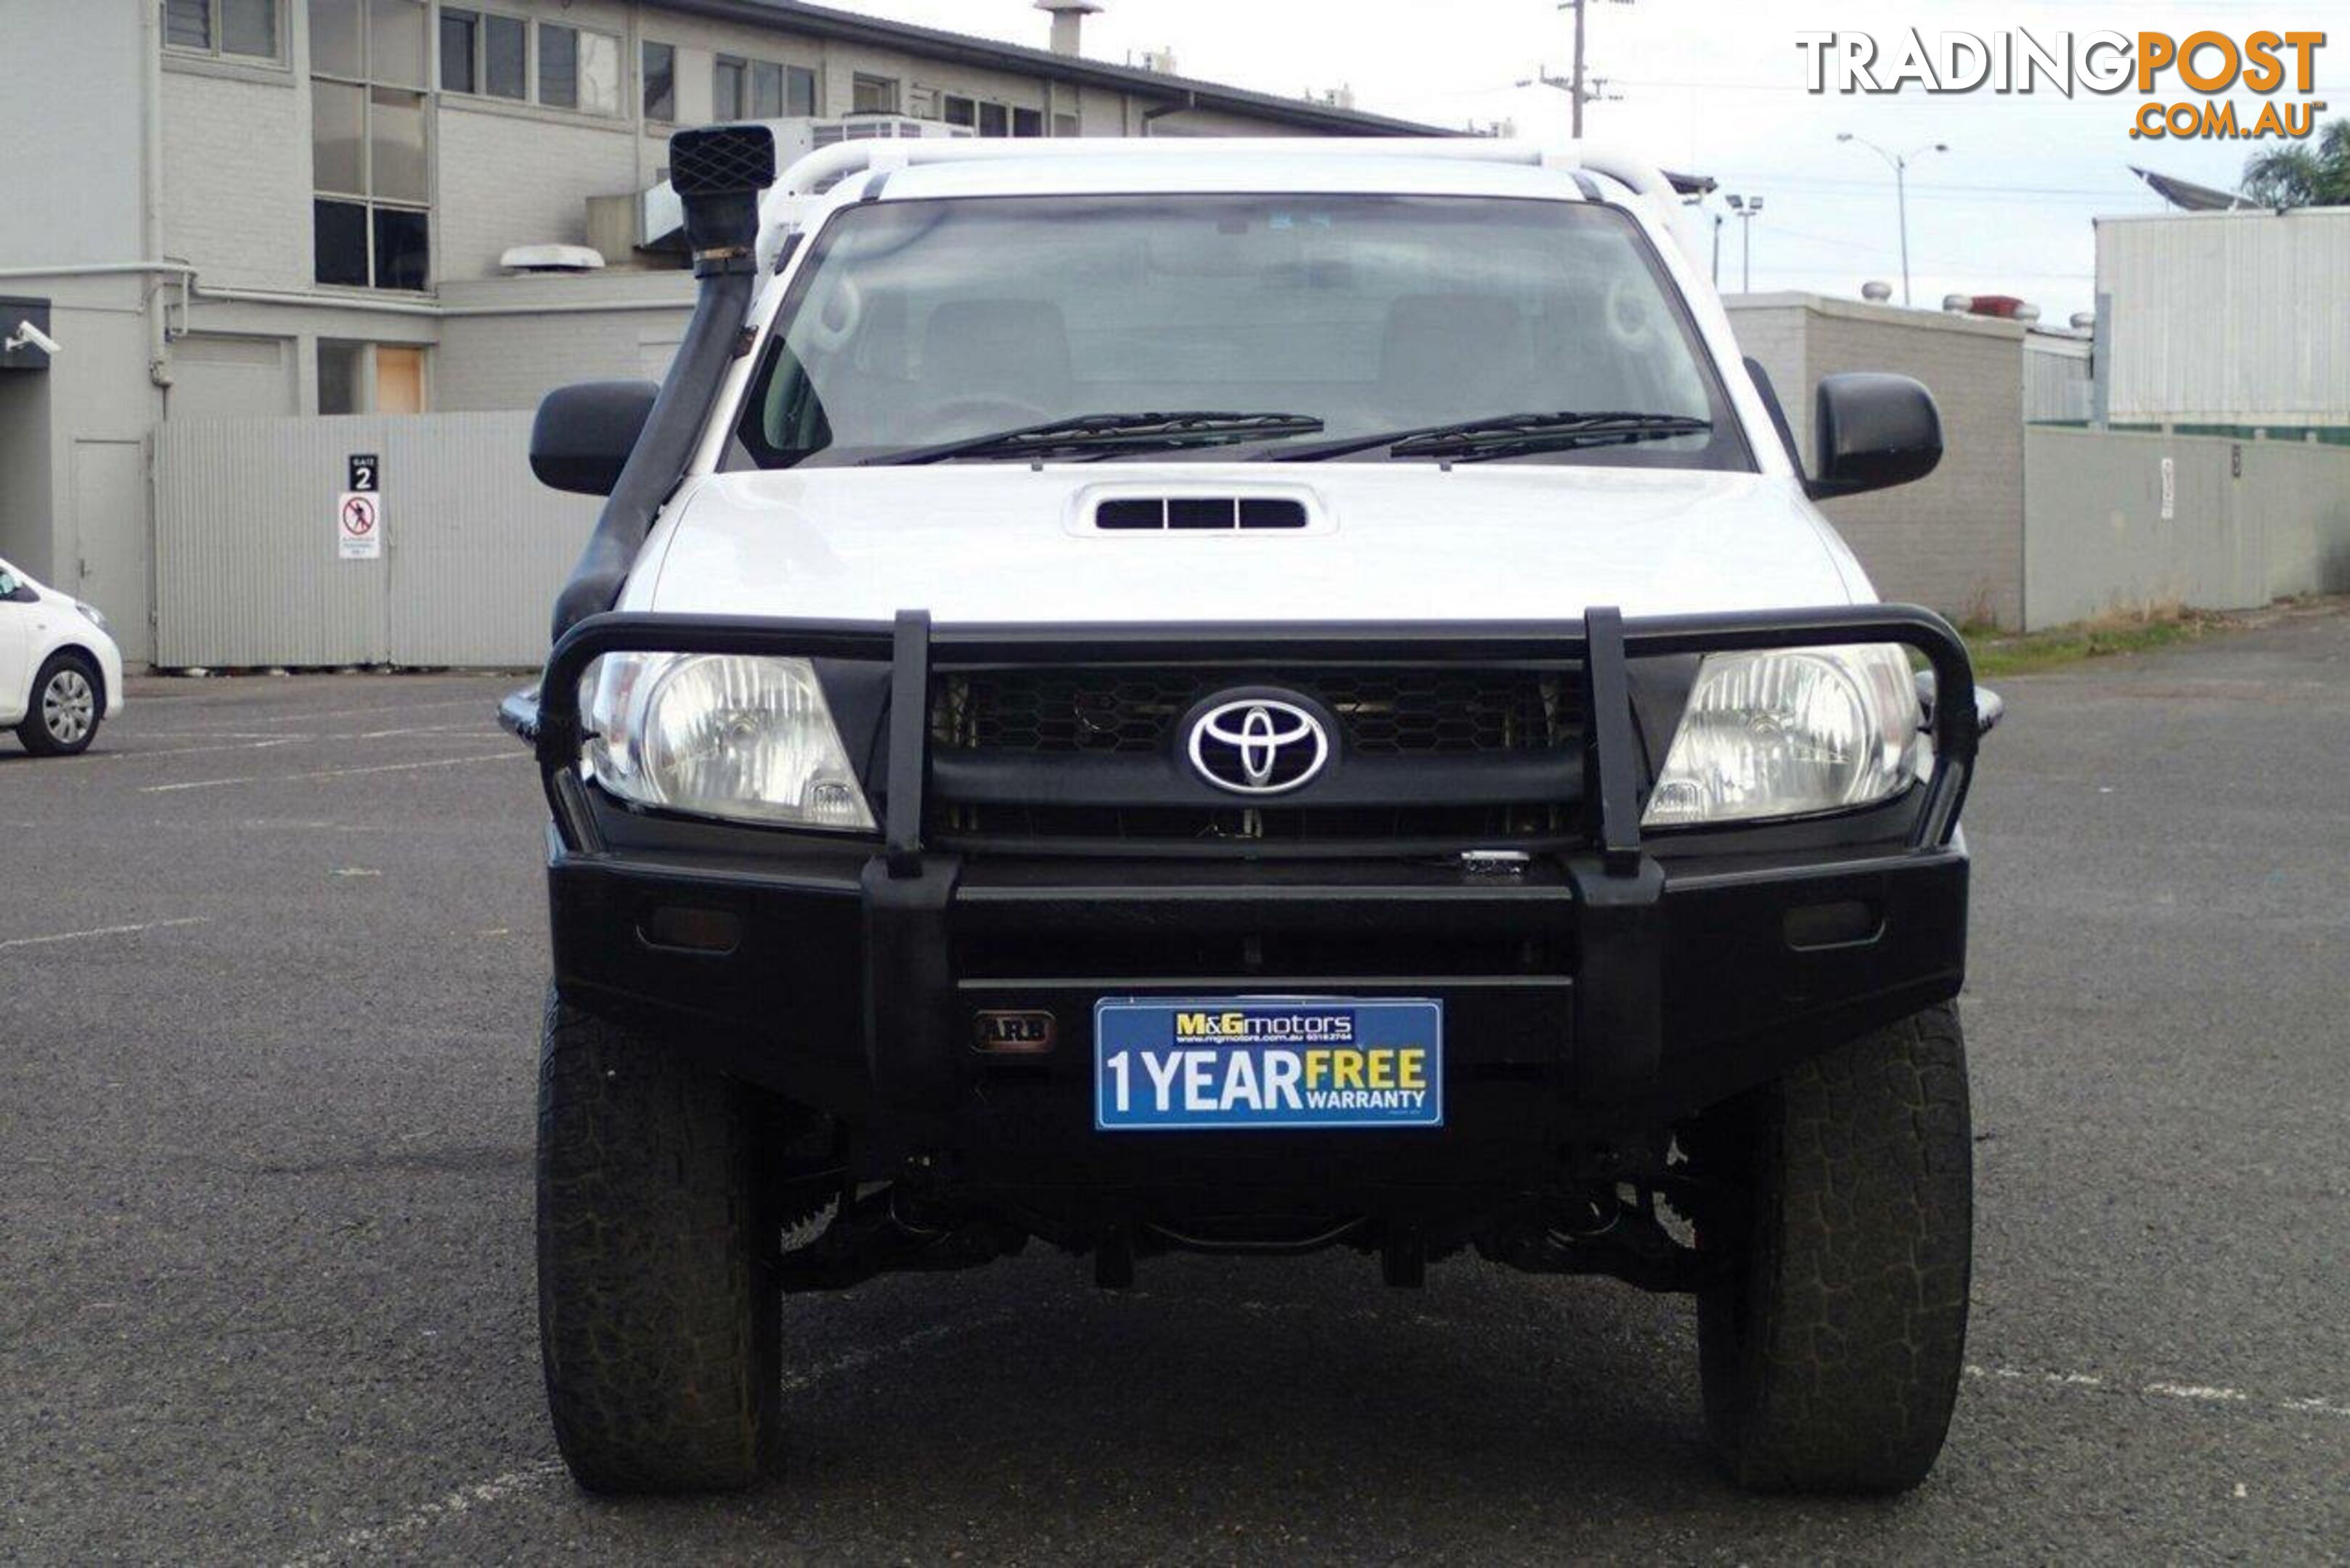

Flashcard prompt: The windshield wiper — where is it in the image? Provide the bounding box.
[1259,411,1713,464]
[862,412,1326,467]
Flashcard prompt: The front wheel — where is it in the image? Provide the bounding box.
[1695,1003,1974,1494]
[536,988,782,1493]
[18,653,102,756]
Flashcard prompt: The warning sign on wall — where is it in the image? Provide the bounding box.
[338,491,384,560]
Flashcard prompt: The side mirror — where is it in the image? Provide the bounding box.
[530,380,660,497]
[1809,373,1942,500]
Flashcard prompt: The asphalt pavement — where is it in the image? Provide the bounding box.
[3,608,2346,1564]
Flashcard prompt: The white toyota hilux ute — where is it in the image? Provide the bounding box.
[506,128,1996,1500]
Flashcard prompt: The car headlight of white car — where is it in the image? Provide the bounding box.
[579,653,876,831]
[74,600,108,632]
[1641,644,1928,828]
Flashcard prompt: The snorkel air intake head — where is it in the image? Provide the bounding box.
[669,123,778,278]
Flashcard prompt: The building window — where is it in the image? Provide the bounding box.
[484,13,526,99]
[532,23,618,115]
[935,93,1043,136]
[438,7,476,93]
[308,0,423,82]
[715,55,816,120]
[318,340,428,415]
[438,10,613,113]
[311,0,431,290]
[438,7,526,99]
[852,74,898,114]
[642,41,676,122]
[166,0,282,61]
[538,23,577,107]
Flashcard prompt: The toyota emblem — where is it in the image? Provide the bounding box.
[1186,697,1330,796]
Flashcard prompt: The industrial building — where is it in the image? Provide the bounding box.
[2091,205,2350,442]
[0,0,1439,664]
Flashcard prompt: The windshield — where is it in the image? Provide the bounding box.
[730,194,1749,470]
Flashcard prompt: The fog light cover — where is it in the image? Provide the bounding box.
[581,653,876,830]
[1642,644,1926,828]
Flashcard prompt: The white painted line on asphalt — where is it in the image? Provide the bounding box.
[1967,1363,2349,1419]
[224,697,509,728]
[94,727,487,763]
[343,728,498,747]
[1967,1365,2105,1389]
[0,917,208,952]
[277,1461,571,1568]
[140,752,528,794]
[276,1311,1017,1565]
[778,1314,1013,1392]
[2142,1381,2251,1404]
[103,738,315,761]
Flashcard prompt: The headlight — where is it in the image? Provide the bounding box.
[1642,644,1927,828]
[74,600,108,632]
[580,653,876,831]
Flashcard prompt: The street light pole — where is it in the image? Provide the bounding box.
[1837,134,1949,307]
[1726,195,1763,292]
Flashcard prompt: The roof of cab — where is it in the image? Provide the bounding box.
[842,152,1607,204]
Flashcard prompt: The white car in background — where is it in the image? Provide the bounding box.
[0,556,123,756]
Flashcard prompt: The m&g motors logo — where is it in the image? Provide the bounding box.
[1796,28,2329,140]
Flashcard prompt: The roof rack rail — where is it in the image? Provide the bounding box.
[744,136,1697,269]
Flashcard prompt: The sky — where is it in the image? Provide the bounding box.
[831,0,2346,322]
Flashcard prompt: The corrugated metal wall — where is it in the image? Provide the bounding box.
[2097,209,2350,428]
[2023,427,2350,629]
[155,412,598,669]
[2024,338,2093,424]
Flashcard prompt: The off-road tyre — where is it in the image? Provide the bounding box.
[1696,1002,1972,1495]
[536,988,783,1493]
[17,652,102,756]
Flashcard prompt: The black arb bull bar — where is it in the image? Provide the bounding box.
[522,603,1982,1159]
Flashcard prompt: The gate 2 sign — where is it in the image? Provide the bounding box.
[338,491,384,560]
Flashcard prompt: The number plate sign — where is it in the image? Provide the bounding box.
[1094,997,1443,1132]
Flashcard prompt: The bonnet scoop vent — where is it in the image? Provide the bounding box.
[1091,497,1313,532]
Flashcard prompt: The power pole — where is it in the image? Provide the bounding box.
[1523,1,1632,137]
[1569,0,1588,139]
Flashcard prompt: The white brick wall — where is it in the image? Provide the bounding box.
[1728,296,2028,629]
[436,107,640,282]
[163,68,311,291]
[436,305,690,411]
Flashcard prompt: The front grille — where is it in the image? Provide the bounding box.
[927,664,1586,852]
[932,667,1576,757]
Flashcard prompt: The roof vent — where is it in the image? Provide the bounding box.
[500,243,606,274]
[1036,0,1102,58]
